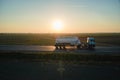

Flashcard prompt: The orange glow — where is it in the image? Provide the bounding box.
[52,20,63,32]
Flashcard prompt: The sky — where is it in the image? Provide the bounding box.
[0,0,120,33]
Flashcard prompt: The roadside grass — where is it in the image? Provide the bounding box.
[0,33,120,46]
[0,52,120,64]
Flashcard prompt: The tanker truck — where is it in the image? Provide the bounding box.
[55,36,95,50]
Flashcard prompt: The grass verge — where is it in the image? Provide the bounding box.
[0,33,120,46]
[0,52,120,64]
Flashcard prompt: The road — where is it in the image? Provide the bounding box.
[0,45,120,54]
[0,45,120,80]
[0,60,120,80]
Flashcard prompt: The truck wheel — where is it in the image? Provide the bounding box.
[88,45,91,49]
[88,45,94,50]
[77,45,81,49]
[55,46,58,49]
[59,46,62,49]
[55,43,58,49]
[63,45,66,50]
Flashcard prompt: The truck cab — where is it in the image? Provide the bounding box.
[87,37,96,49]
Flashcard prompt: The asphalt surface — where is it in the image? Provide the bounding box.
[0,45,120,80]
[0,45,120,54]
[0,60,120,80]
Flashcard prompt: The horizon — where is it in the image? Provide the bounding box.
[0,0,120,33]
[0,32,120,34]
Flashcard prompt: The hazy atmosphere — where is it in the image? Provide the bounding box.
[0,0,120,33]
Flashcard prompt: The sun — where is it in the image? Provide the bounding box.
[53,20,63,31]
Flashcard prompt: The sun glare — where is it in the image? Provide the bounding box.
[53,20,63,31]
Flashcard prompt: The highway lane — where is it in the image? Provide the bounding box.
[0,45,120,54]
[0,45,55,52]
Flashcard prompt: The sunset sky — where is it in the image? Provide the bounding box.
[0,0,120,33]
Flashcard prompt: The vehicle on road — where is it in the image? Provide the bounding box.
[55,36,96,50]
[55,36,81,49]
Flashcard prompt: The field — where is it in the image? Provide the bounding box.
[0,52,120,64]
[0,33,120,46]
[0,33,120,64]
